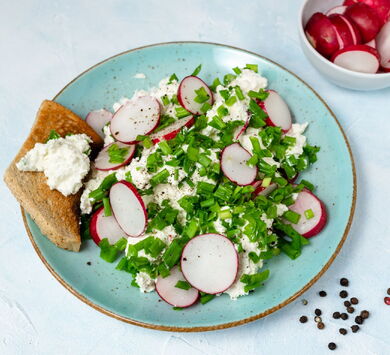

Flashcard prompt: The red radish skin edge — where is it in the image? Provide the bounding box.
[180,234,239,294]
[302,190,328,238]
[220,143,258,186]
[89,207,104,246]
[85,109,113,138]
[110,180,148,237]
[329,14,362,47]
[326,5,348,15]
[150,116,195,144]
[343,0,390,24]
[177,76,214,115]
[94,143,136,171]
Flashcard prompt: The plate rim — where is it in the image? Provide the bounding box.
[21,41,357,332]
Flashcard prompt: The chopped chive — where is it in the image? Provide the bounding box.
[136,135,153,148]
[158,141,172,155]
[249,136,261,155]
[283,210,301,224]
[232,67,242,75]
[304,209,314,219]
[175,280,191,290]
[199,154,212,167]
[225,96,237,107]
[197,181,215,194]
[200,102,212,113]
[107,143,129,164]
[261,177,272,187]
[219,209,232,220]
[234,86,245,100]
[187,146,199,161]
[210,77,222,92]
[219,89,230,101]
[102,197,112,217]
[300,179,315,191]
[217,105,229,117]
[175,107,191,119]
[200,293,215,304]
[245,64,258,72]
[208,116,226,130]
[46,130,61,142]
[161,95,170,106]
[174,169,179,181]
[283,136,296,146]
[171,94,179,105]
[223,73,236,85]
[184,219,198,238]
[200,198,215,208]
[150,169,169,187]
[168,73,179,83]
[248,89,269,100]
[194,86,210,104]
[88,188,106,201]
[191,64,202,76]
[246,155,258,167]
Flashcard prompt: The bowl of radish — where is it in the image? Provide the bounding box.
[22,42,356,331]
[299,0,390,90]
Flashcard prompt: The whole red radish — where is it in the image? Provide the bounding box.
[344,3,382,42]
[343,0,390,24]
[305,12,342,57]
[329,14,362,47]
[376,21,390,70]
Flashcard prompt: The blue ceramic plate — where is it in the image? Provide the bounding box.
[22,42,356,331]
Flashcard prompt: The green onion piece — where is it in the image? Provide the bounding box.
[248,252,261,263]
[240,269,269,293]
[234,86,245,100]
[172,307,183,311]
[283,136,296,146]
[187,146,199,162]
[162,239,183,268]
[102,197,112,217]
[223,73,236,85]
[154,115,176,133]
[248,89,269,100]
[175,107,191,119]
[158,141,172,155]
[283,210,301,224]
[194,86,210,104]
[107,143,129,164]
[200,198,215,207]
[88,188,106,201]
[150,169,169,187]
[100,173,118,191]
[209,115,226,130]
[219,209,232,220]
[232,67,242,75]
[99,238,123,263]
[300,179,315,191]
[184,220,198,238]
[217,105,229,117]
[225,96,237,107]
[115,237,127,251]
[191,64,202,76]
[210,162,220,174]
[168,73,179,83]
[261,177,272,187]
[219,89,230,101]
[197,181,215,194]
[304,209,314,219]
[157,263,170,278]
[246,155,258,167]
[46,130,61,142]
[245,64,258,72]
[200,293,215,304]
[171,94,179,105]
[161,95,170,106]
[280,242,301,260]
[210,77,222,92]
[175,280,191,290]
[199,154,212,167]
[214,184,233,201]
[249,136,261,155]
[136,134,153,149]
[200,102,212,113]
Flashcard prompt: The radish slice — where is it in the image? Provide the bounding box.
[344,3,382,42]
[181,234,238,294]
[365,38,377,48]
[177,76,213,115]
[326,5,348,15]
[94,142,135,171]
[110,96,160,144]
[234,112,250,140]
[376,21,390,69]
[329,14,361,47]
[221,143,257,186]
[89,206,126,245]
[285,188,327,238]
[85,109,113,138]
[331,44,380,73]
[258,90,292,132]
[109,181,147,237]
[305,12,341,56]
[254,183,277,196]
[150,116,194,144]
[156,266,199,308]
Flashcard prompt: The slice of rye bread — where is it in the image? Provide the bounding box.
[4,100,103,252]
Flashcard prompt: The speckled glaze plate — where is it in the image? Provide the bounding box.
[22,42,356,331]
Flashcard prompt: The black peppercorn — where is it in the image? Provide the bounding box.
[332,312,341,319]
[350,297,358,305]
[387,288,390,296]
[315,308,322,316]
[340,278,349,286]
[347,306,355,314]
[319,290,327,297]
[340,290,348,298]
[299,316,308,323]
[340,313,348,320]
[344,300,351,307]
[360,310,370,319]
[317,322,325,329]
[328,342,337,350]
[355,316,363,325]
[339,328,347,335]
[351,325,360,333]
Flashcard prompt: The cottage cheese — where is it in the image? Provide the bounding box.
[135,272,155,293]
[285,123,308,158]
[17,134,92,196]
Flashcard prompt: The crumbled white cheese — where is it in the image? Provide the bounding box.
[103,125,115,145]
[80,168,110,214]
[261,214,273,229]
[276,203,289,217]
[213,219,227,234]
[17,134,92,196]
[135,272,155,293]
[263,156,280,168]
[285,123,308,158]
[230,69,268,94]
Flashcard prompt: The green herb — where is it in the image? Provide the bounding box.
[161,95,170,106]
[223,73,236,86]
[99,238,127,263]
[200,102,212,113]
[107,143,129,164]
[168,73,179,83]
[219,89,230,101]
[150,169,170,187]
[172,307,183,311]
[183,219,198,238]
[197,181,215,194]
[46,130,61,142]
[163,239,184,268]
[194,86,210,104]
[232,67,242,75]
[200,293,215,304]
[304,209,314,219]
[175,107,191,119]
[102,197,112,217]
[158,140,172,155]
[191,64,202,76]
[219,209,232,220]
[234,86,245,100]
[240,269,269,292]
[175,280,191,290]
[171,94,179,105]
[209,116,226,130]
[225,96,237,107]
[246,155,258,167]
[283,210,301,224]
[300,179,314,191]
[245,64,258,72]
[136,135,153,149]
[217,105,229,117]
[248,89,269,100]
[187,146,199,161]
[154,115,176,133]
[210,77,222,92]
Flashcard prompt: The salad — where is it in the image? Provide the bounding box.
[80,64,327,308]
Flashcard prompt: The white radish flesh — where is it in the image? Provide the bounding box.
[234,112,250,140]
[156,266,199,308]
[285,188,327,238]
[110,96,160,144]
[221,143,257,186]
[326,5,347,15]
[331,44,380,73]
[94,142,135,171]
[150,116,194,144]
[259,90,292,132]
[109,181,147,237]
[181,234,238,294]
[376,21,390,68]
[85,109,113,138]
[365,38,377,48]
[89,207,126,245]
[177,76,213,115]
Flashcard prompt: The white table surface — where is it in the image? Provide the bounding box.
[1,0,389,354]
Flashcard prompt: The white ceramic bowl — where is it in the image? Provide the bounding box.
[298,0,390,90]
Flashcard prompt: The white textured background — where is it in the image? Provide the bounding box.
[1,1,389,354]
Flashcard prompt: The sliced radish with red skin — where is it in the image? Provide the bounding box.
[331,44,380,73]
[177,76,213,115]
[365,38,377,47]
[258,90,292,132]
[344,0,390,24]
[85,109,113,138]
[150,116,194,144]
[181,234,238,294]
[254,183,277,197]
[94,142,135,171]
[376,21,390,68]
[285,188,327,238]
[326,5,348,15]
[156,266,199,308]
[89,206,126,245]
[110,96,160,144]
[305,12,341,56]
[344,3,382,42]
[221,143,257,186]
[109,180,147,237]
[329,14,361,47]
[234,112,250,140]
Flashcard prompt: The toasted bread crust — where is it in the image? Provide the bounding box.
[4,100,103,252]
